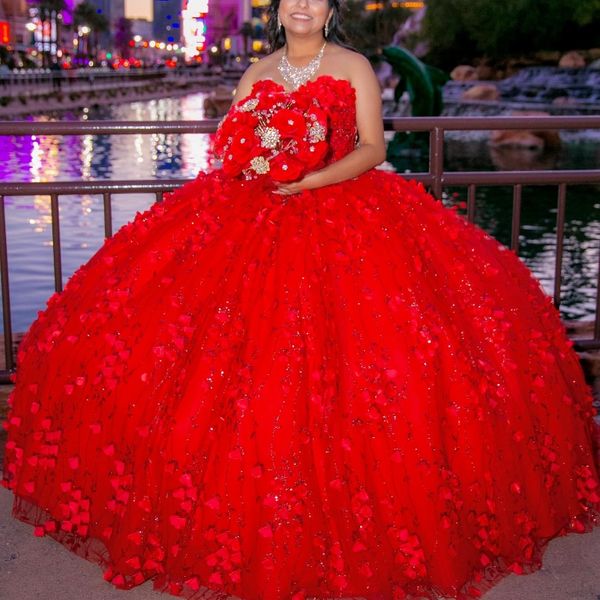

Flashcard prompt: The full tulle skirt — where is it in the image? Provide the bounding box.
[3,169,600,600]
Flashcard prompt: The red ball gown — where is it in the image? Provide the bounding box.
[3,76,600,600]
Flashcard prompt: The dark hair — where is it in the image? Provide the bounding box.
[266,0,352,52]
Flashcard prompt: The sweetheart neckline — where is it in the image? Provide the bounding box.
[250,74,355,96]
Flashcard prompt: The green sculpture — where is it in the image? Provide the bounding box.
[382,46,449,163]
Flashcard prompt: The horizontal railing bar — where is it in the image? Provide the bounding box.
[0,120,223,136]
[1,116,600,137]
[0,179,192,195]
[387,116,600,131]
[0,170,597,197]
[442,170,600,185]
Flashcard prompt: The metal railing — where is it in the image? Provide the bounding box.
[0,115,599,380]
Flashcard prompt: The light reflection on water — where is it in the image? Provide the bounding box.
[1,93,599,333]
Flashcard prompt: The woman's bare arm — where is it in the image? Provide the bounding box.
[231,62,261,104]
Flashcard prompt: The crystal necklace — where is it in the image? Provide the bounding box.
[278,42,327,91]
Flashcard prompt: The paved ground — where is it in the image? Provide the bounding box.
[1,484,599,600]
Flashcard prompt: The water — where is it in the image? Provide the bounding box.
[1,92,599,334]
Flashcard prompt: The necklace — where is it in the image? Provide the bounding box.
[278,42,327,91]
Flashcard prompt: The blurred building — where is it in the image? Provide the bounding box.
[180,0,252,59]
[0,0,28,51]
[89,0,126,45]
[205,0,250,47]
[154,0,182,43]
[130,18,153,40]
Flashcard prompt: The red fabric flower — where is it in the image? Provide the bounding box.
[221,155,244,177]
[296,141,328,169]
[230,127,258,164]
[213,85,332,183]
[271,109,307,139]
[230,111,259,129]
[270,153,304,182]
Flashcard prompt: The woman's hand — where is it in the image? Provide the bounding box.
[273,171,323,195]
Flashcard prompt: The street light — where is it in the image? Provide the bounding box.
[77,24,91,66]
[25,21,36,53]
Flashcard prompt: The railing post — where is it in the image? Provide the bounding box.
[50,193,63,292]
[466,184,477,223]
[103,192,113,238]
[0,195,14,372]
[553,184,567,308]
[430,126,444,200]
[595,234,600,341]
[510,184,522,253]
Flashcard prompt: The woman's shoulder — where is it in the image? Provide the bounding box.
[243,52,282,83]
[326,45,370,68]
[324,45,375,83]
[233,53,282,101]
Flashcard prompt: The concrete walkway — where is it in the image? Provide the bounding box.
[1,485,599,600]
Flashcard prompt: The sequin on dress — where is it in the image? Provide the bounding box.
[3,75,600,600]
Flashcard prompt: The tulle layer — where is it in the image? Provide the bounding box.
[3,169,600,600]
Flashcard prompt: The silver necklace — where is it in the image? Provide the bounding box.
[278,42,327,90]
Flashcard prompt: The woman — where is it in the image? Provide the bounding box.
[3,0,600,599]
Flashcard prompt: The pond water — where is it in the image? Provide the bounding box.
[1,92,599,333]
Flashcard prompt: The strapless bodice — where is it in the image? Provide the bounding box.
[249,76,358,162]
[213,75,358,177]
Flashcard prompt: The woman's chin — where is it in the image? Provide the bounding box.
[284,26,324,38]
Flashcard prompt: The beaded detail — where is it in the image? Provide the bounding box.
[278,42,326,90]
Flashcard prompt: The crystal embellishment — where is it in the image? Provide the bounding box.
[308,122,326,143]
[239,98,259,112]
[278,42,327,91]
[257,126,281,149]
[250,156,270,174]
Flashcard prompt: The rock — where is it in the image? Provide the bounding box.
[552,96,576,106]
[450,65,477,81]
[588,48,600,60]
[489,110,561,149]
[489,146,560,171]
[559,51,586,68]
[534,50,562,63]
[474,64,496,80]
[203,84,234,118]
[461,84,500,101]
[489,131,545,149]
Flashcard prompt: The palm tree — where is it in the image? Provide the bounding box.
[73,1,109,64]
[240,21,253,57]
[114,17,134,60]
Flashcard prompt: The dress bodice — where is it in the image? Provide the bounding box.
[213,75,358,179]
[255,76,359,162]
